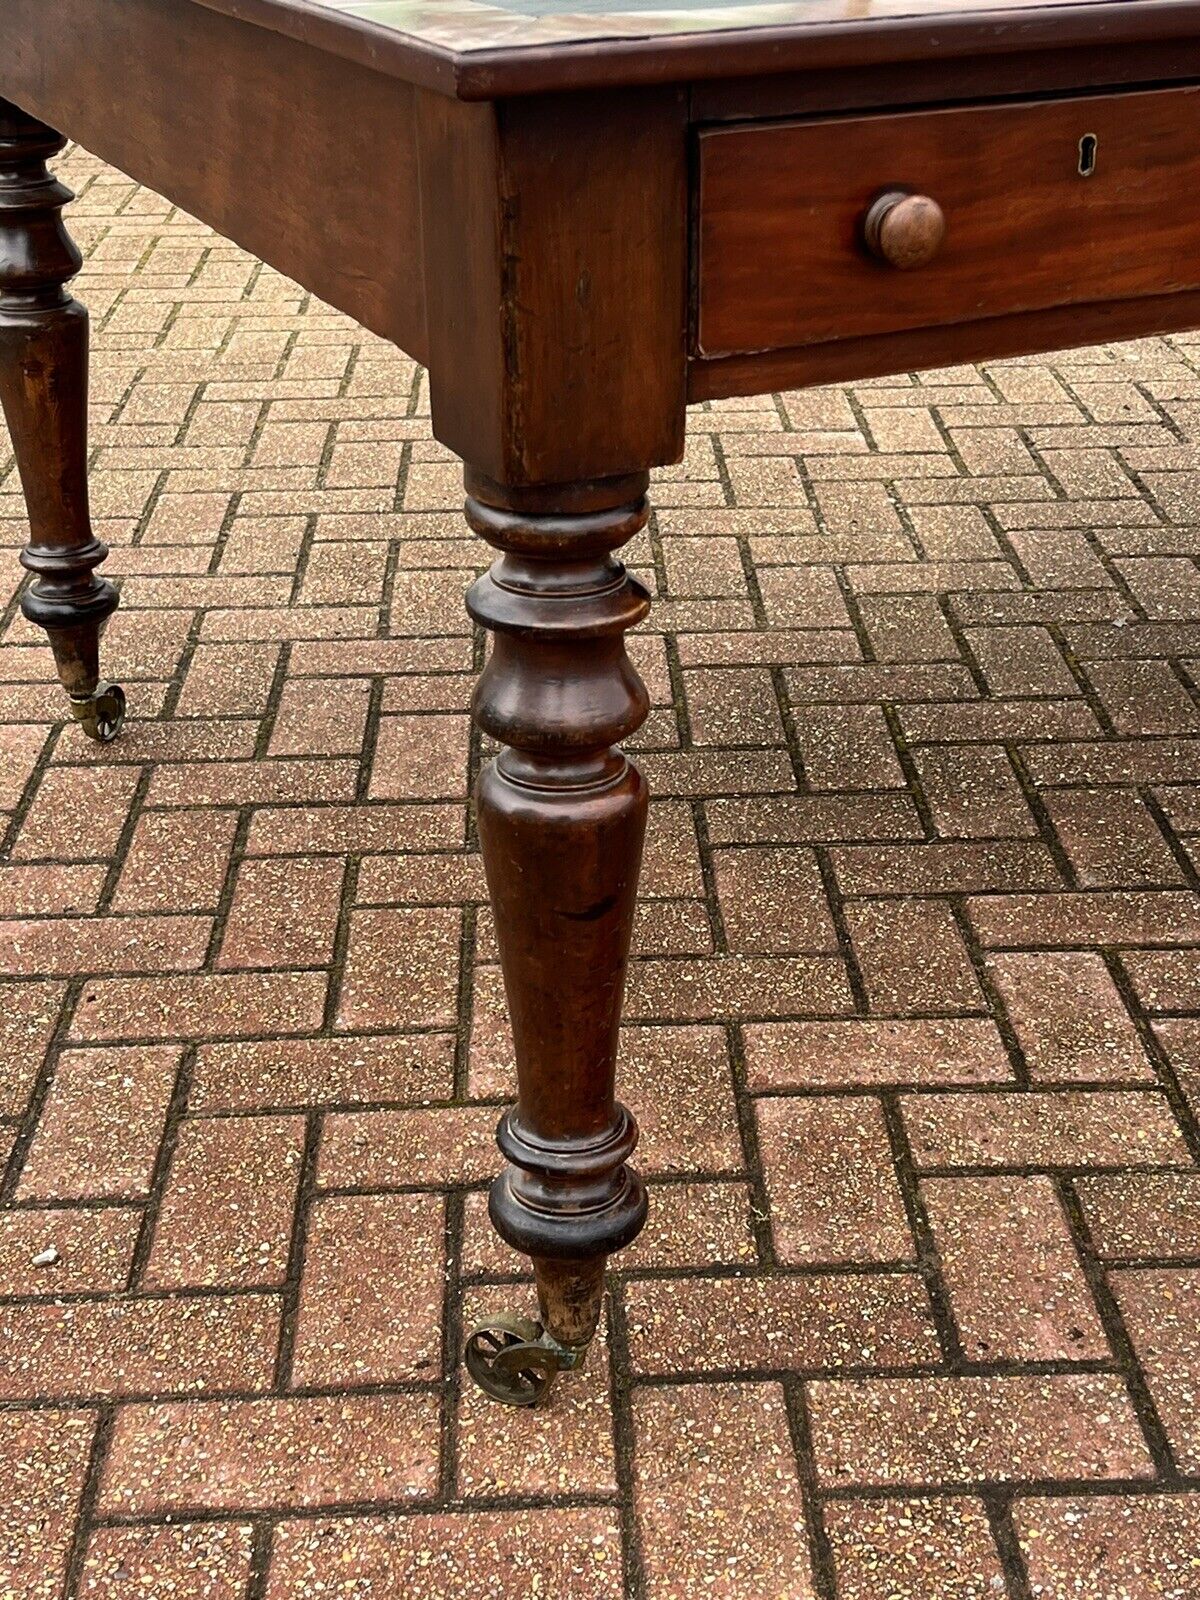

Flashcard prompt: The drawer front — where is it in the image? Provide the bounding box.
[695,87,1200,358]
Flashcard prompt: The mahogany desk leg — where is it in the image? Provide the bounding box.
[462,468,651,1405]
[0,100,124,742]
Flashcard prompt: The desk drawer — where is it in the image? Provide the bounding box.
[695,87,1200,359]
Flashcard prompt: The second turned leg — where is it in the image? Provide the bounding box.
[463,469,652,1405]
[0,99,123,741]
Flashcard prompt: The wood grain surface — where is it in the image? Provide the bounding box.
[697,86,1200,357]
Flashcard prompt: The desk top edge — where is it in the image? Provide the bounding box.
[185,0,1200,98]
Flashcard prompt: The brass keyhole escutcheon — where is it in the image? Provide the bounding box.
[1079,133,1098,176]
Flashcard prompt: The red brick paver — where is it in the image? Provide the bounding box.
[3,145,1200,1596]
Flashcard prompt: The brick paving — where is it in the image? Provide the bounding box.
[3,146,1200,1598]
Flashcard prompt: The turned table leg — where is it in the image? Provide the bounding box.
[0,99,124,742]
[462,469,651,1406]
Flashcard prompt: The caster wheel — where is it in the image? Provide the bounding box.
[464,1313,560,1407]
[71,682,126,743]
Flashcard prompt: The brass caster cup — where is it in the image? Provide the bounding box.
[70,681,126,743]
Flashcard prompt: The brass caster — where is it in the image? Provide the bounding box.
[464,1312,586,1408]
[69,681,126,743]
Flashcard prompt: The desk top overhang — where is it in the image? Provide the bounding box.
[192,0,1197,98]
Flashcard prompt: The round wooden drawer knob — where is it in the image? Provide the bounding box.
[863,190,946,270]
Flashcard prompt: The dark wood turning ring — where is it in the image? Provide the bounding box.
[863,190,946,270]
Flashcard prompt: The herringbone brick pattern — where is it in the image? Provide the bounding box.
[3,147,1200,1598]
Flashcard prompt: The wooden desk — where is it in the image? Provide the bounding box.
[4,0,1200,1404]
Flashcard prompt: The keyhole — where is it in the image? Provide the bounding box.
[1078,133,1098,177]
